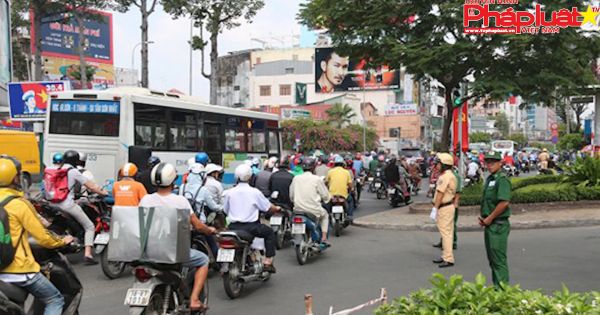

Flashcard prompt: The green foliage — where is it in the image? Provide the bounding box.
[563,157,600,188]
[511,175,561,190]
[325,103,357,128]
[557,134,585,152]
[507,133,527,147]
[469,132,491,144]
[493,113,510,138]
[375,273,600,315]
[281,119,377,152]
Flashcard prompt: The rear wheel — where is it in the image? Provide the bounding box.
[295,235,309,265]
[376,188,385,200]
[141,290,164,315]
[334,220,341,237]
[275,218,286,249]
[100,247,126,279]
[223,264,243,299]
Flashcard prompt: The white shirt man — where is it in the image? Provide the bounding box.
[467,161,480,177]
[289,169,331,243]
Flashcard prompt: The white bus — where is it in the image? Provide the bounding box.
[44,87,281,186]
[491,140,515,157]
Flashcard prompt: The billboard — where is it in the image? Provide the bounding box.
[281,108,311,120]
[31,10,113,63]
[315,47,400,93]
[384,103,418,116]
[42,55,114,89]
[8,81,70,120]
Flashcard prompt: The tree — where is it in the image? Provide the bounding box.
[281,119,377,152]
[325,103,357,128]
[62,0,107,89]
[558,133,585,152]
[10,1,30,80]
[493,113,510,138]
[507,133,527,147]
[113,0,159,88]
[299,0,600,151]
[469,132,491,144]
[163,0,265,104]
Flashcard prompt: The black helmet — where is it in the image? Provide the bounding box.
[301,157,317,171]
[148,156,161,168]
[63,150,79,166]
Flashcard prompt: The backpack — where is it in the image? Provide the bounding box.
[182,183,204,215]
[0,196,22,269]
[72,168,86,198]
[43,165,72,203]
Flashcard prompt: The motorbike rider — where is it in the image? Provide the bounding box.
[138,162,215,312]
[467,157,481,182]
[326,155,354,221]
[195,152,210,167]
[315,155,330,178]
[223,164,281,273]
[52,153,64,167]
[407,160,422,190]
[136,156,161,194]
[253,157,277,197]
[269,157,295,210]
[0,155,74,315]
[113,163,147,207]
[74,152,95,196]
[383,155,412,203]
[48,150,107,264]
[290,157,332,247]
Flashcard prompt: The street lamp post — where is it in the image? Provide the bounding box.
[131,41,154,87]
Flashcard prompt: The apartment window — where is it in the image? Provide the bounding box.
[284,67,294,74]
[279,84,291,96]
[233,85,240,91]
[259,85,271,96]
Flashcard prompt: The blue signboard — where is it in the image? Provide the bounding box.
[584,119,592,136]
[33,11,113,63]
[50,100,119,115]
[8,81,69,121]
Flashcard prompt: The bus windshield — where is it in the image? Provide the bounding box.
[49,99,120,136]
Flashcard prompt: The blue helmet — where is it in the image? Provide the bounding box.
[148,156,161,168]
[195,152,209,165]
[52,153,64,164]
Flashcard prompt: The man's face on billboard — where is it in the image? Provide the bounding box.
[322,53,349,86]
[25,97,36,110]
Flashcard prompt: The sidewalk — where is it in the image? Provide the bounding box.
[354,202,600,231]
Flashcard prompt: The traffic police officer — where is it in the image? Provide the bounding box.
[479,151,512,287]
[431,153,457,268]
[432,161,462,250]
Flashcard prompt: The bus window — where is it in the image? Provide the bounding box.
[248,130,266,152]
[204,123,221,152]
[169,125,197,151]
[268,130,279,154]
[225,128,246,152]
[50,112,119,136]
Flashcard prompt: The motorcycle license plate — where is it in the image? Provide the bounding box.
[374,183,381,188]
[332,206,344,214]
[292,224,306,234]
[429,184,435,188]
[269,216,283,225]
[388,188,396,194]
[216,249,236,262]
[124,288,152,306]
[368,177,374,181]
[94,233,110,245]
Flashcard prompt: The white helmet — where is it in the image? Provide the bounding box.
[205,163,223,176]
[266,157,277,169]
[187,157,196,170]
[150,163,178,187]
[189,163,205,174]
[235,164,253,182]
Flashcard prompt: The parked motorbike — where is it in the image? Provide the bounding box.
[125,261,208,315]
[0,241,83,315]
[268,191,293,250]
[216,232,271,299]
[330,196,350,237]
[291,211,328,265]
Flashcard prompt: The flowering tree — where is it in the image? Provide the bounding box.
[281,119,378,153]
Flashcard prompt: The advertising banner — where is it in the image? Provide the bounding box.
[384,103,418,116]
[315,47,400,93]
[31,10,113,64]
[295,82,307,105]
[8,81,70,120]
[42,55,114,89]
[281,108,311,120]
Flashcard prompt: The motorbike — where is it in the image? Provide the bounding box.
[0,241,83,315]
[387,182,411,207]
[216,232,271,299]
[268,191,293,250]
[291,211,328,265]
[372,169,387,200]
[503,164,518,177]
[330,195,350,237]
[125,261,208,315]
[464,173,481,187]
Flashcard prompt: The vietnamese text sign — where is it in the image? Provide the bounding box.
[8,81,69,120]
[281,108,311,120]
[50,99,119,115]
[384,103,418,116]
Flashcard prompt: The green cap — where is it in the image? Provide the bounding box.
[484,151,502,161]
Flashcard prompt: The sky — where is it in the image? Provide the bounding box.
[112,0,310,102]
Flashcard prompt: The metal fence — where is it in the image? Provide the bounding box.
[304,288,388,315]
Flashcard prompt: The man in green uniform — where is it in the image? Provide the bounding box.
[479,151,512,287]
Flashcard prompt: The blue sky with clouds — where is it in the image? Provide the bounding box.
[112,0,307,101]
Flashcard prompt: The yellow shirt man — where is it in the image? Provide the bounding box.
[326,166,352,198]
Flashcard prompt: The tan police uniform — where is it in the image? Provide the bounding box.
[435,169,457,263]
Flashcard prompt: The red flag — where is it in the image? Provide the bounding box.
[452,107,459,152]
[20,83,50,110]
[509,96,517,105]
[452,103,469,153]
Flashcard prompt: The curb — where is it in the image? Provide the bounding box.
[353,219,600,232]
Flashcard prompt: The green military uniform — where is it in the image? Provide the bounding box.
[452,168,463,248]
[481,152,512,287]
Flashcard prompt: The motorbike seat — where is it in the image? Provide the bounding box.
[293,211,318,223]
[0,280,28,305]
[221,230,254,243]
